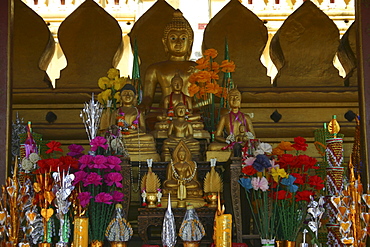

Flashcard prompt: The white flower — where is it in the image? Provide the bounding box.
[28,153,40,163]
[21,158,34,172]
[257,142,272,154]
[253,149,265,156]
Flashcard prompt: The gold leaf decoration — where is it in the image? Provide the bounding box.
[204,167,223,193]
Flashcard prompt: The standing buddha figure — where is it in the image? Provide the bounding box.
[99,83,160,161]
[140,10,196,114]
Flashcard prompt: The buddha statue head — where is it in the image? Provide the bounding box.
[120,83,137,106]
[171,73,184,92]
[174,102,187,117]
[228,88,242,109]
[173,140,191,163]
[162,10,194,60]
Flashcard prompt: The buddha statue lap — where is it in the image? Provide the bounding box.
[99,83,160,161]
[162,140,204,208]
[140,10,197,131]
[153,73,209,139]
[207,88,255,160]
[161,103,201,162]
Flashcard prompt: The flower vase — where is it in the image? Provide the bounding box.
[109,242,127,247]
[90,240,103,247]
[38,243,51,247]
[183,241,200,247]
[261,239,275,247]
[284,240,296,247]
[276,240,283,247]
[146,192,158,208]
[73,217,89,247]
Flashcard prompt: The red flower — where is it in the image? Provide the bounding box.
[242,165,258,176]
[59,155,79,170]
[296,155,318,171]
[270,190,292,200]
[295,190,314,202]
[276,154,296,169]
[290,173,304,185]
[308,175,325,190]
[292,136,308,151]
[46,141,63,154]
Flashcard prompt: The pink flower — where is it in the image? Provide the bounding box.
[67,144,84,158]
[105,172,123,188]
[92,155,108,169]
[111,191,124,202]
[90,136,108,152]
[251,177,269,191]
[243,157,256,166]
[95,192,113,204]
[78,192,92,207]
[78,155,93,170]
[83,172,103,187]
[106,156,122,171]
[73,170,87,186]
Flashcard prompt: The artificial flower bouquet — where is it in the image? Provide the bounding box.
[97,68,128,111]
[239,137,325,243]
[188,48,234,138]
[73,136,124,243]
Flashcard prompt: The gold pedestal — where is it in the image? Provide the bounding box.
[146,192,158,208]
[177,199,186,208]
[110,242,127,247]
[183,241,200,247]
[205,192,219,208]
[206,151,231,162]
[90,240,103,247]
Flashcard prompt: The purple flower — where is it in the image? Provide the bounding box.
[90,136,108,152]
[111,191,124,202]
[83,172,103,187]
[95,192,113,204]
[252,154,272,172]
[106,156,122,171]
[78,192,92,208]
[67,144,85,158]
[105,172,123,188]
[92,155,108,169]
[73,170,88,186]
[78,155,93,170]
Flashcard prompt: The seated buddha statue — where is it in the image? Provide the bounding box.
[140,10,196,128]
[208,88,255,151]
[153,73,208,138]
[99,83,160,161]
[163,140,203,208]
[161,103,201,161]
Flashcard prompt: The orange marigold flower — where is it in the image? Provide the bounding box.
[188,84,200,97]
[209,71,219,81]
[194,71,212,83]
[203,48,218,59]
[198,87,206,99]
[210,61,220,71]
[205,82,220,94]
[188,73,198,84]
[272,147,285,156]
[277,141,295,151]
[220,60,236,73]
[195,57,210,70]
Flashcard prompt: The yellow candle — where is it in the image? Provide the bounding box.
[73,217,89,247]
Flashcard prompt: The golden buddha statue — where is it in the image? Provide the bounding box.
[153,73,209,139]
[99,83,160,161]
[140,9,196,114]
[208,88,255,151]
[161,103,201,161]
[163,140,203,208]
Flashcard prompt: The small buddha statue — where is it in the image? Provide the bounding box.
[161,103,201,161]
[153,73,208,139]
[163,140,203,207]
[208,88,255,151]
[99,83,160,161]
[140,10,196,114]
